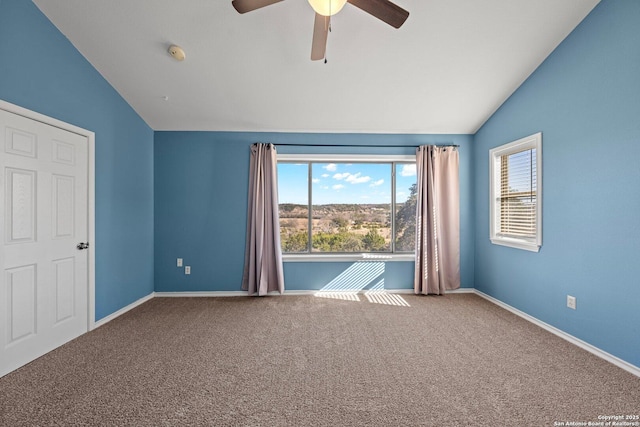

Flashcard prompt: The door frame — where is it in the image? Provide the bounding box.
[0,99,96,331]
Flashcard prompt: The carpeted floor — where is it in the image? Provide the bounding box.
[1,293,638,426]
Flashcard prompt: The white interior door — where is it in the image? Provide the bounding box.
[0,108,89,377]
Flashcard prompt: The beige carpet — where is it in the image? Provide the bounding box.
[1,293,638,426]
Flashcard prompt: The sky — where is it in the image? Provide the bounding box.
[278,162,416,205]
[507,149,537,193]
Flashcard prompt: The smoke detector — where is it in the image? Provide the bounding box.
[168,45,186,61]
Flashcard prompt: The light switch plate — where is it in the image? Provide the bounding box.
[177,258,183,267]
[185,266,191,275]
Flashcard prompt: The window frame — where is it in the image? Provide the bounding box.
[277,154,416,262]
[489,132,542,252]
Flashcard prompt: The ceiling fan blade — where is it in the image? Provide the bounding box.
[311,13,330,61]
[232,0,283,14]
[347,0,409,28]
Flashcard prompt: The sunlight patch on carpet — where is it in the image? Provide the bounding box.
[364,280,410,307]
[313,263,409,306]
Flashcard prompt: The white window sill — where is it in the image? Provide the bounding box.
[282,253,415,262]
[490,237,540,252]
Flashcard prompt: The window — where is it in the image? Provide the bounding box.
[489,133,542,252]
[277,155,416,259]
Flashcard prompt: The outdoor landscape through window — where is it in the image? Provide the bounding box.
[278,161,417,254]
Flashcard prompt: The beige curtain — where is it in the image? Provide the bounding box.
[414,146,460,295]
[242,143,285,296]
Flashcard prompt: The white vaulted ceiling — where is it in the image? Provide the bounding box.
[33,0,600,133]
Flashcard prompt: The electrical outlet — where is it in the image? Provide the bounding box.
[177,258,183,267]
[567,295,576,310]
[185,266,191,275]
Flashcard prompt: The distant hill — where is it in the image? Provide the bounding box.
[279,203,397,219]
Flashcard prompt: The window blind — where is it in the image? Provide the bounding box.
[498,148,537,238]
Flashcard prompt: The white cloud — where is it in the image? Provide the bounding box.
[331,171,371,184]
[370,179,384,187]
[400,164,417,177]
[332,184,345,190]
[322,186,329,190]
[312,178,320,183]
[321,174,329,178]
[345,173,371,184]
[324,164,337,172]
[333,172,350,180]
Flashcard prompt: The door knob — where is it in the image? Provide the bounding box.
[76,242,89,250]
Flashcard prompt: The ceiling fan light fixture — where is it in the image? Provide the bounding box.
[308,0,347,16]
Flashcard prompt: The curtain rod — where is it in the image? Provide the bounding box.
[273,143,459,148]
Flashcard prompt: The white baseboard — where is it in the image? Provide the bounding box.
[373,287,474,294]
[155,291,249,297]
[154,290,329,297]
[448,287,476,294]
[474,290,640,378]
[92,292,154,330]
[154,288,470,297]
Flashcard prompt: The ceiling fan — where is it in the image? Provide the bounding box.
[232,0,409,61]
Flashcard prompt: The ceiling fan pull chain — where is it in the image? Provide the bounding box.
[326,20,331,63]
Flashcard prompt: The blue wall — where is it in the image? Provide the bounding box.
[473,0,640,367]
[0,0,155,320]
[154,132,474,293]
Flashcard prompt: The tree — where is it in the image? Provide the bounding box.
[363,228,386,252]
[281,231,308,252]
[341,234,364,252]
[312,231,365,252]
[395,183,417,251]
[332,216,349,231]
